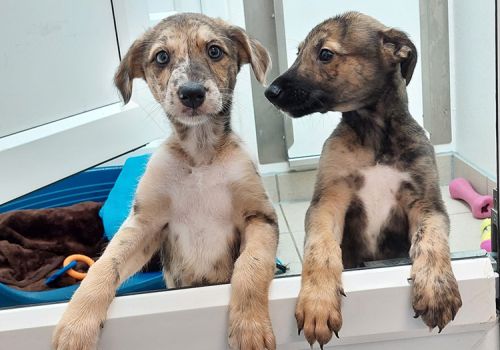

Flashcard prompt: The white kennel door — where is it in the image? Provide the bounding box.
[276,0,423,165]
[0,0,165,204]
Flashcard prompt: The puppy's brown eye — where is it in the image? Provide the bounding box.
[207,45,223,60]
[319,49,334,62]
[155,51,169,65]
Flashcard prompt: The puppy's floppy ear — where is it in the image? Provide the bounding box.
[227,26,271,84]
[380,28,417,85]
[114,39,148,104]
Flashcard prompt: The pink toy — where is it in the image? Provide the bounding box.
[449,178,493,219]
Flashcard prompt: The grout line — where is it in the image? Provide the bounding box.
[276,232,303,275]
[277,203,292,233]
[288,231,304,263]
[274,174,281,203]
[279,203,304,262]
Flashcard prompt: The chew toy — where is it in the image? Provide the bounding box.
[63,254,95,280]
[480,218,492,252]
[45,254,95,285]
[449,178,493,219]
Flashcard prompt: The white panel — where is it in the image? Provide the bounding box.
[200,0,229,19]
[281,0,423,160]
[0,258,496,349]
[0,0,120,137]
[0,103,164,204]
[173,0,201,13]
[147,0,175,14]
[450,0,496,178]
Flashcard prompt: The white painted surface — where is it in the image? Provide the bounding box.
[0,102,163,204]
[0,258,496,349]
[448,0,496,179]
[280,0,423,160]
[0,0,120,137]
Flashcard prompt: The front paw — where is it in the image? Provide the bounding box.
[52,312,102,350]
[295,283,344,348]
[228,308,275,350]
[412,268,462,332]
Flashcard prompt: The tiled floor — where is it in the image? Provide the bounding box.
[275,186,484,276]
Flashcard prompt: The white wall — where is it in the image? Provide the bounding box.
[449,0,496,179]
[0,0,120,138]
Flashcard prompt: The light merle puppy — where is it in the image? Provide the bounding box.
[53,13,278,350]
[265,12,462,348]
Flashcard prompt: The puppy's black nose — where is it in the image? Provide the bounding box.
[178,82,206,109]
[264,84,282,101]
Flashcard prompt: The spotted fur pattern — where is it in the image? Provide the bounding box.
[53,13,277,350]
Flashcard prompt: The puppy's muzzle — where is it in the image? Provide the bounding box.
[265,75,326,118]
[264,84,282,101]
[178,82,206,109]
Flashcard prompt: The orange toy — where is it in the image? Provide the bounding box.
[63,254,95,280]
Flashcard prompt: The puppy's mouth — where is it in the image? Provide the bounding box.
[265,85,328,118]
[181,107,204,117]
[171,107,211,125]
[282,100,328,118]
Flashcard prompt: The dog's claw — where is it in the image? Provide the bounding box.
[339,289,347,297]
[320,344,324,350]
[438,326,443,334]
[298,328,302,336]
[334,330,339,339]
[413,311,421,319]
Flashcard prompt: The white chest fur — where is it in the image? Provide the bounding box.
[165,162,235,278]
[357,164,410,255]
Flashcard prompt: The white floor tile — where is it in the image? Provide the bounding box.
[276,233,302,276]
[440,185,471,215]
[280,201,309,232]
[449,213,482,252]
[277,170,316,202]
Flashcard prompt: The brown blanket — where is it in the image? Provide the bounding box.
[0,202,107,291]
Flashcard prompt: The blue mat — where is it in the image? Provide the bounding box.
[0,272,165,308]
[0,165,165,308]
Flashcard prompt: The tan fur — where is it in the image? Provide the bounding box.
[266,11,461,348]
[53,13,276,350]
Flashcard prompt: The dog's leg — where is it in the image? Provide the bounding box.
[296,183,351,348]
[228,170,278,350]
[53,161,171,350]
[408,207,462,332]
[52,214,163,350]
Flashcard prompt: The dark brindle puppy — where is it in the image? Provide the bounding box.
[265,12,462,348]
